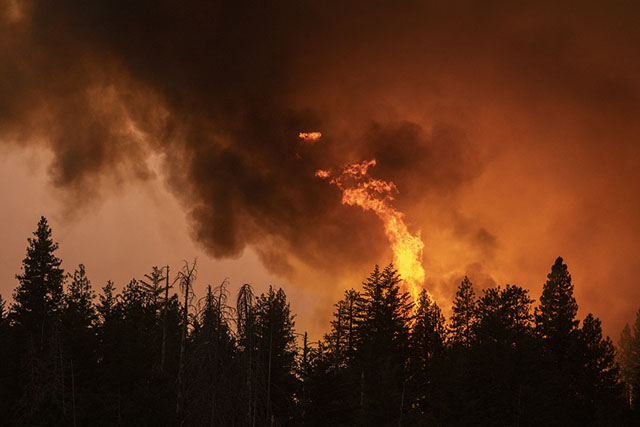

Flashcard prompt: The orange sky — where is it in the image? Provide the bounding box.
[1,1,639,340]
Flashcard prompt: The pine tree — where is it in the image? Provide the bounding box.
[534,257,582,424]
[411,289,445,361]
[96,281,117,326]
[457,284,536,426]
[140,266,166,310]
[325,288,365,369]
[575,314,624,423]
[63,264,97,334]
[407,289,445,419]
[476,284,534,345]
[10,217,66,425]
[254,286,298,426]
[11,217,65,345]
[357,264,413,426]
[312,288,366,425]
[60,264,97,425]
[449,276,477,346]
[535,256,579,356]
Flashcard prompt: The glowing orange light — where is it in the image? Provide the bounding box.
[298,132,322,143]
[317,159,426,303]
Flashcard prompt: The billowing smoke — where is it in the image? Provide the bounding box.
[2,1,640,334]
[0,1,481,278]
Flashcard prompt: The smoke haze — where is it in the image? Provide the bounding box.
[1,0,640,336]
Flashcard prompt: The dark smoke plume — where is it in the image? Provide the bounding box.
[2,0,639,301]
[0,1,484,278]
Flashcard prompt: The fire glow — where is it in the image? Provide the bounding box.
[298,131,322,144]
[316,159,426,303]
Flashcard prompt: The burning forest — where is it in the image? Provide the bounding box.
[2,0,640,425]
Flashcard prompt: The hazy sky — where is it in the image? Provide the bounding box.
[1,0,639,339]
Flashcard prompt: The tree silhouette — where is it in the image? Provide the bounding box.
[0,218,634,425]
[449,276,477,347]
[10,217,66,425]
[11,217,65,345]
[357,264,412,426]
[407,289,445,421]
[535,257,579,356]
[60,264,97,425]
[574,313,624,424]
[254,286,299,426]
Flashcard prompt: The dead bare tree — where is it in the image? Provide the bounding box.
[175,259,198,424]
[236,283,256,427]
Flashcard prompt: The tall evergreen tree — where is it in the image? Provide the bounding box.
[535,256,579,356]
[254,286,299,426]
[449,276,477,346]
[140,266,166,310]
[310,288,366,425]
[62,264,96,342]
[407,289,445,420]
[476,284,534,345]
[10,217,66,425]
[574,314,624,424]
[534,257,582,425]
[11,217,65,344]
[357,264,413,426]
[60,264,97,425]
[467,284,536,425]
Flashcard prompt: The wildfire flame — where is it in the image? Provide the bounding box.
[316,159,426,303]
[298,131,322,144]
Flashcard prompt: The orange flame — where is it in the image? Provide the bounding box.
[298,131,322,144]
[317,159,425,303]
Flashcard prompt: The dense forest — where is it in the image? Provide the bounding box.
[1,217,639,426]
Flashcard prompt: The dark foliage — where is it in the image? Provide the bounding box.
[0,219,634,426]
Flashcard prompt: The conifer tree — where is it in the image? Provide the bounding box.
[535,257,579,356]
[411,289,446,361]
[63,264,97,335]
[11,217,65,344]
[10,217,66,425]
[449,276,477,346]
[60,264,97,425]
[407,289,445,419]
[574,314,624,423]
[254,286,298,426]
[476,284,534,345]
[325,288,365,369]
[357,264,413,426]
[140,266,166,310]
[534,257,584,424]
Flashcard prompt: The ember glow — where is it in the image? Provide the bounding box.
[317,159,426,302]
[298,132,322,143]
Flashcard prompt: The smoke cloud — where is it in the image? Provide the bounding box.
[2,1,640,334]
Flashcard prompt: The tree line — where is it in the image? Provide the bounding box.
[1,217,639,426]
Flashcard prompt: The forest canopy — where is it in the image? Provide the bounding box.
[0,217,638,426]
